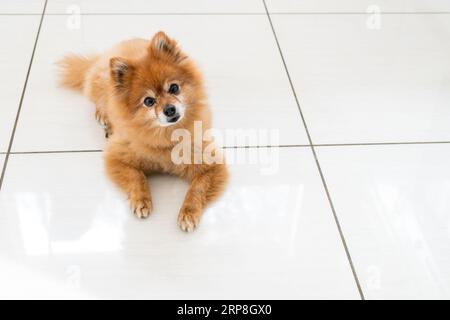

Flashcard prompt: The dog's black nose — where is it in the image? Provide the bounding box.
[163,104,176,117]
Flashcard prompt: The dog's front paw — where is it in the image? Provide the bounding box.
[177,206,202,232]
[130,198,152,219]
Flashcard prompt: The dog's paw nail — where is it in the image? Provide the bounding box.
[178,211,200,232]
[95,110,109,127]
[131,199,152,219]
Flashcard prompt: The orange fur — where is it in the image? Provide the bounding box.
[57,32,228,232]
[57,54,98,91]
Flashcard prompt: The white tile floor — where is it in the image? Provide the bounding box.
[0,0,45,14]
[0,155,4,173]
[46,0,265,14]
[317,144,450,299]
[0,15,41,152]
[265,0,450,13]
[272,13,450,144]
[0,0,449,299]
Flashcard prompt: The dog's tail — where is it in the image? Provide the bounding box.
[56,54,98,92]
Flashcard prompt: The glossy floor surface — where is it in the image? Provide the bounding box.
[0,0,449,299]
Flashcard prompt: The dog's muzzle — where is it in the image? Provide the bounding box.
[158,103,184,126]
[163,104,180,123]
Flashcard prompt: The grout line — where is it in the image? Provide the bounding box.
[0,12,266,16]
[0,13,43,16]
[1,11,450,16]
[10,149,103,155]
[270,11,450,15]
[8,145,310,156]
[44,12,266,16]
[0,0,48,192]
[314,141,450,147]
[262,0,365,300]
[7,140,450,156]
[222,144,310,149]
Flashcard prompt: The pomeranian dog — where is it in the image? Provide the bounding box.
[58,31,228,232]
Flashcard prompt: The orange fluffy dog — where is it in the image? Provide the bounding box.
[58,32,228,232]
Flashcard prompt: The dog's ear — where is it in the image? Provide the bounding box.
[110,57,134,93]
[149,31,186,63]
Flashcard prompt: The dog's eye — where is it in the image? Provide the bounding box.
[168,83,179,95]
[143,97,156,107]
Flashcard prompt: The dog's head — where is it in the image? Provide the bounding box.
[109,32,205,131]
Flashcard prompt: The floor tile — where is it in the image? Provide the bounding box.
[0,0,44,14]
[0,148,359,299]
[0,154,4,169]
[13,14,307,152]
[0,16,41,152]
[266,0,450,13]
[316,144,450,299]
[272,14,450,144]
[46,0,265,14]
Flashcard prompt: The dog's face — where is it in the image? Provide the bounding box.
[109,32,204,130]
